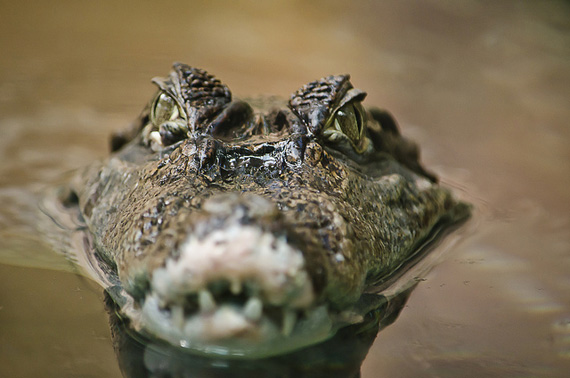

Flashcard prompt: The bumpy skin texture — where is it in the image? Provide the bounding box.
[66,63,469,355]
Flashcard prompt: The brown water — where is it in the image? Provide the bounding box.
[1,1,569,377]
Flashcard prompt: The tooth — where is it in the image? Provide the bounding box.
[282,309,297,336]
[171,305,184,329]
[199,290,216,312]
[243,297,263,321]
[230,280,242,294]
[149,130,162,145]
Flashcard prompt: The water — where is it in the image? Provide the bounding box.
[1,0,569,376]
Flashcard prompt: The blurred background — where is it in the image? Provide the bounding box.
[0,0,569,377]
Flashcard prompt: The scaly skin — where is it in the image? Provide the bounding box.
[61,63,470,357]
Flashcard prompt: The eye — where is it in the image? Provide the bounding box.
[323,101,368,153]
[151,92,183,126]
[145,92,188,150]
[333,102,364,142]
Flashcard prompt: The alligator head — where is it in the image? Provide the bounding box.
[60,63,469,357]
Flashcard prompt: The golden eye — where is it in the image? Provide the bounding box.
[323,101,367,153]
[333,102,365,143]
[145,91,188,150]
[151,92,182,126]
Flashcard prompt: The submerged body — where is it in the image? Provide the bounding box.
[52,63,469,357]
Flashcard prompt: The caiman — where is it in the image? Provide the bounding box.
[48,63,470,358]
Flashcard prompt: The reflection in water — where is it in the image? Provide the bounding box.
[105,286,414,378]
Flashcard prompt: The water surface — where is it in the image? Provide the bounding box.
[1,1,569,377]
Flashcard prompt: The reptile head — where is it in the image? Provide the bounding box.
[74,63,469,357]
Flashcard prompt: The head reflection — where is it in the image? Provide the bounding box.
[105,285,414,378]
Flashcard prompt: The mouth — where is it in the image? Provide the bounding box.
[121,221,342,358]
[103,192,387,358]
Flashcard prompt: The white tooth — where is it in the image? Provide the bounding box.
[230,280,242,295]
[171,305,184,329]
[199,290,216,312]
[243,297,263,322]
[149,130,163,146]
[282,309,297,336]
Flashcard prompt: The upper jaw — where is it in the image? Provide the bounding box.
[146,221,316,345]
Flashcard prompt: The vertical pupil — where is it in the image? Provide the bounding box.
[336,104,360,142]
[353,104,363,133]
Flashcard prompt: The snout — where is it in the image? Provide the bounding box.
[136,193,332,356]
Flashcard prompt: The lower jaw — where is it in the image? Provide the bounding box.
[121,292,338,358]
